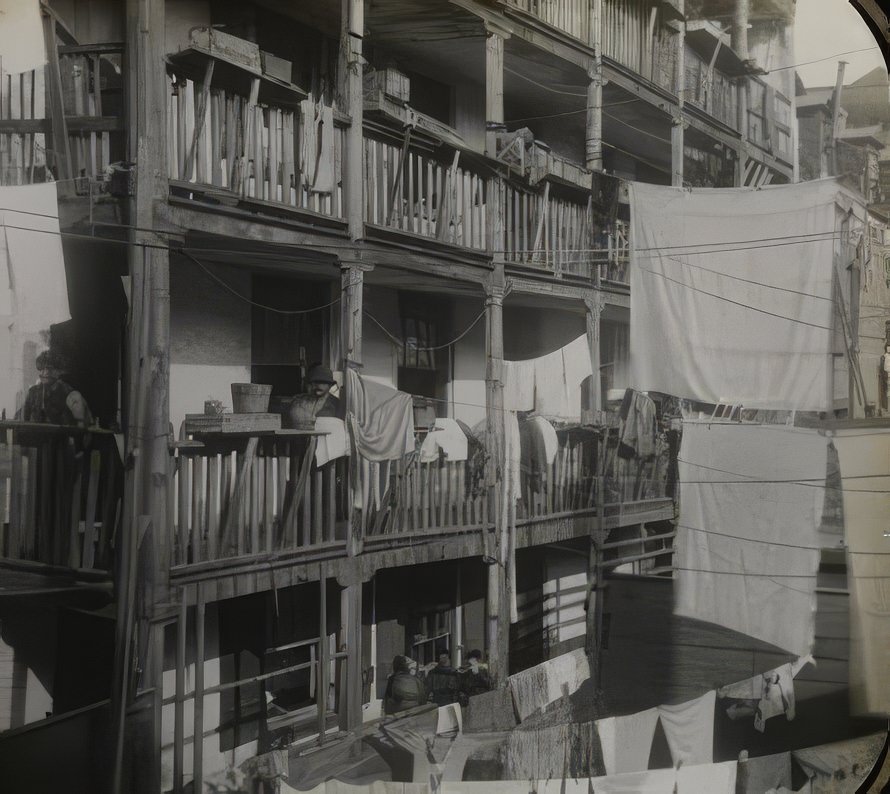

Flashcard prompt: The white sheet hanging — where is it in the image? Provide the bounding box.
[656,690,716,767]
[629,179,848,411]
[595,707,659,775]
[831,428,890,716]
[0,183,71,417]
[675,422,828,657]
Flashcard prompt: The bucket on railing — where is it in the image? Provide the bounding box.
[231,383,273,413]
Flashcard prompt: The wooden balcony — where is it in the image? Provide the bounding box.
[684,45,739,130]
[503,182,596,277]
[0,41,125,186]
[504,0,591,43]
[0,423,121,572]
[602,0,679,93]
[360,454,490,540]
[172,431,347,568]
[363,134,488,250]
[167,74,346,218]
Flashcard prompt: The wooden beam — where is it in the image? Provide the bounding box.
[183,59,215,181]
[193,585,205,792]
[671,0,686,187]
[173,593,186,794]
[485,271,508,686]
[485,32,505,158]
[344,0,365,239]
[585,296,604,415]
[318,564,329,742]
[41,9,72,182]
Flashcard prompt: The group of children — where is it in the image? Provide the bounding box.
[382,649,491,715]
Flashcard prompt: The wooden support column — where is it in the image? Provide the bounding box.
[344,581,363,729]
[173,594,186,794]
[731,0,750,60]
[485,30,505,158]
[318,564,329,741]
[485,270,508,686]
[585,296,604,417]
[117,1,170,792]
[586,475,606,687]
[671,0,686,187]
[586,0,604,171]
[193,585,206,793]
[342,0,365,239]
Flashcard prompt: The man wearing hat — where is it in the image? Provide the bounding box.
[22,350,92,427]
[286,363,341,428]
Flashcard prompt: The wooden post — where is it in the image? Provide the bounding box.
[342,0,365,240]
[586,0,604,171]
[585,296,604,417]
[731,0,750,60]
[485,271,508,686]
[485,31,505,158]
[586,475,606,687]
[318,564,329,742]
[671,0,685,187]
[121,1,171,792]
[344,581,363,729]
[830,61,847,176]
[173,593,187,794]
[194,585,206,792]
[41,10,72,183]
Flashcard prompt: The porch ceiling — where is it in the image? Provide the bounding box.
[364,265,486,297]
[182,232,340,279]
[365,0,487,83]
[601,83,672,175]
[504,38,589,119]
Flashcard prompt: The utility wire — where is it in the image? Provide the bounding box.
[504,65,588,97]
[767,47,881,74]
[636,264,833,330]
[365,308,486,351]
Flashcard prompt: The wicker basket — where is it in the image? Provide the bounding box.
[231,383,273,413]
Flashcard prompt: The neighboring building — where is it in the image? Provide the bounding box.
[0,2,881,793]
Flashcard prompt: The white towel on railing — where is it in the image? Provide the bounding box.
[314,417,348,466]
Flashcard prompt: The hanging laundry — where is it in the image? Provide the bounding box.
[595,707,659,775]
[299,99,318,185]
[1,183,71,418]
[791,732,886,793]
[419,418,468,463]
[831,428,890,716]
[502,359,535,411]
[675,422,828,657]
[523,416,559,465]
[533,334,593,419]
[0,0,46,74]
[507,648,590,722]
[740,751,793,794]
[346,369,414,461]
[314,417,348,466]
[629,179,847,411]
[312,104,335,194]
[718,657,812,732]
[617,389,657,460]
[656,689,716,767]
[589,762,737,793]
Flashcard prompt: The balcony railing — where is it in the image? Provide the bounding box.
[602,0,679,93]
[363,135,488,250]
[167,78,345,217]
[0,44,124,186]
[360,454,489,538]
[503,182,595,277]
[602,219,630,285]
[0,424,120,571]
[504,0,591,42]
[684,46,738,130]
[173,433,346,566]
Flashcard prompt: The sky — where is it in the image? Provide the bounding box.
[794,0,886,88]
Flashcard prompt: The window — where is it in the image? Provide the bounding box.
[251,276,329,397]
[884,256,890,289]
